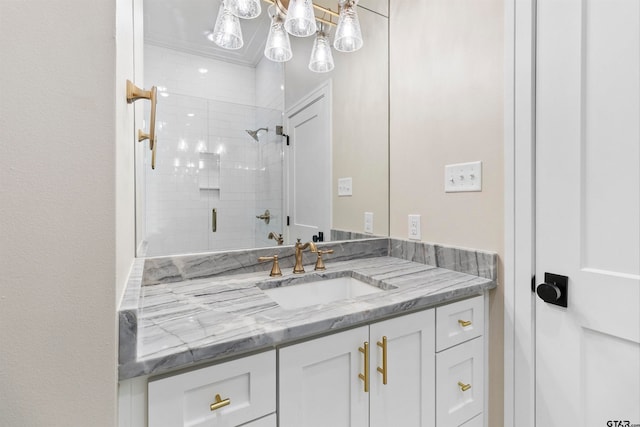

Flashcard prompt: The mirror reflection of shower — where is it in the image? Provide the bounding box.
[141,34,286,257]
[246,127,269,142]
[143,92,284,257]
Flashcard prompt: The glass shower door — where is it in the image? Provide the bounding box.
[144,94,284,256]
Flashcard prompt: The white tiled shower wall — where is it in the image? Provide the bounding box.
[144,45,284,256]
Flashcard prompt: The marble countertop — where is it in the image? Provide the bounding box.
[119,253,496,380]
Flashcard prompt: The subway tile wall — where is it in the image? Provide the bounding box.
[144,45,284,256]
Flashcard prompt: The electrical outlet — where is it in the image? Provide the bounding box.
[408,214,421,240]
[338,177,353,196]
[445,161,482,192]
[364,212,374,234]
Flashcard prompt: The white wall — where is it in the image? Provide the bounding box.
[0,0,129,424]
[145,45,256,105]
[389,1,504,425]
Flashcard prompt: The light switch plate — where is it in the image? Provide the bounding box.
[338,177,353,196]
[445,161,482,192]
[408,214,421,240]
[364,212,374,234]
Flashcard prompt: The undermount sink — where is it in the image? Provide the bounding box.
[260,276,384,310]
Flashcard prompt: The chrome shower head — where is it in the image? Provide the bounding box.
[245,127,269,142]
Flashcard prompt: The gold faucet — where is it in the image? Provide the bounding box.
[268,231,284,245]
[293,239,317,274]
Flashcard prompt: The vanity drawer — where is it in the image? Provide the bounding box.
[148,350,276,427]
[436,295,484,352]
[436,337,484,427]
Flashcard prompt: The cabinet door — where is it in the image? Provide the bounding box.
[279,326,369,427]
[436,337,484,427]
[369,309,436,427]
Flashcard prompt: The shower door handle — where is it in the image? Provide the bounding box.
[212,208,217,232]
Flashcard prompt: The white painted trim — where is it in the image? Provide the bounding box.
[118,377,148,427]
[484,292,490,427]
[504,0,537,426]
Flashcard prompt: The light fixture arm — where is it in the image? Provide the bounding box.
[262,0,339,25]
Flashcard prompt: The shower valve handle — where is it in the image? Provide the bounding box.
[256,209,271,224]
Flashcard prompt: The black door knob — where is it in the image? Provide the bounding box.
[537,283,561,302]
[536,272,568,307]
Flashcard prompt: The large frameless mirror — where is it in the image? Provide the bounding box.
[137,0,389,257]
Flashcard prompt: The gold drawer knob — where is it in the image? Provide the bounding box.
[210,394,231,412]
[458,319,472,327]
[458,381,472,392]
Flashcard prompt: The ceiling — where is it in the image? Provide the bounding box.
[144,0,272,67]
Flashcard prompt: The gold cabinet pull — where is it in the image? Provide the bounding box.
[358,341,370,393]
[458,319,472,327]
[376,336,388,385]
[209,393,231,411]
[458,381,472,392]
[126,80,158,169]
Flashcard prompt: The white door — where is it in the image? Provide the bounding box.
[369,310,435,427]
[535,1,640,426]
[285,83,331,243]
[278,326,369,427]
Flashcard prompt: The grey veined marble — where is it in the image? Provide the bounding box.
[119,238,497,380]
[142,238,390,286]
[389,239,498,281]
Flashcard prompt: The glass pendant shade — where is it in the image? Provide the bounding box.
[264,7,292,62]
[211,1,244,50]
[284,0,317,37]
[308,28,334,73]
[227,0,261,19]
[334,0,363,52]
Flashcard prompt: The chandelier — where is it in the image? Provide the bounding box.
[207,0,363,73]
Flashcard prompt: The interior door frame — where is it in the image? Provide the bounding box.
[504,0,536,426]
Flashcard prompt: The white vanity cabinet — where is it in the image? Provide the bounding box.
[278,309,436,427]
[137,295,486,427]
[147,350,276,427]
[435,295,485,427]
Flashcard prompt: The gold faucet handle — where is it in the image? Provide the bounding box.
[258,255,283,277]
[314,249,334,271]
